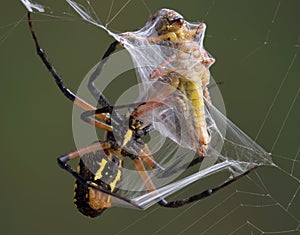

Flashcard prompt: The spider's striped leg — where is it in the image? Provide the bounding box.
[27,12,111,129]
[138,144,163,170]
[157,166,258,208]
[57,141,111,181]
[133,158,157,192]
[80,106,113,132]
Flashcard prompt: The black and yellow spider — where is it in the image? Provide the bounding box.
[27,9,255,218]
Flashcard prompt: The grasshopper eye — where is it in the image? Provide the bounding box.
[170,17,184,25]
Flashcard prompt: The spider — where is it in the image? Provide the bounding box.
[27,9,256,217]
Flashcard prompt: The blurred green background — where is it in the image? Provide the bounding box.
[1,0,299,234]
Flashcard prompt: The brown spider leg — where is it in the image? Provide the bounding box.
[27,12,111,131]
[57,141,111,191]
[158,166,258,208]
[139,144,161,170]
[133,158,157,192]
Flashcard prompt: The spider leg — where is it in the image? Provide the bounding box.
[27,12,111,130]
[87,40,119,107]
[133,158,157,192]
[157,166,258,208]
[80,106,113,131]
[138,144,163,170]
[27,12,89,110]
[57,141,111,180]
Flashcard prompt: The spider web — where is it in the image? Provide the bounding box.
[9,0,300,234]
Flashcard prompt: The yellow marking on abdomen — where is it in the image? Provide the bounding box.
[94,158,108,180]
[109,170,121,192]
